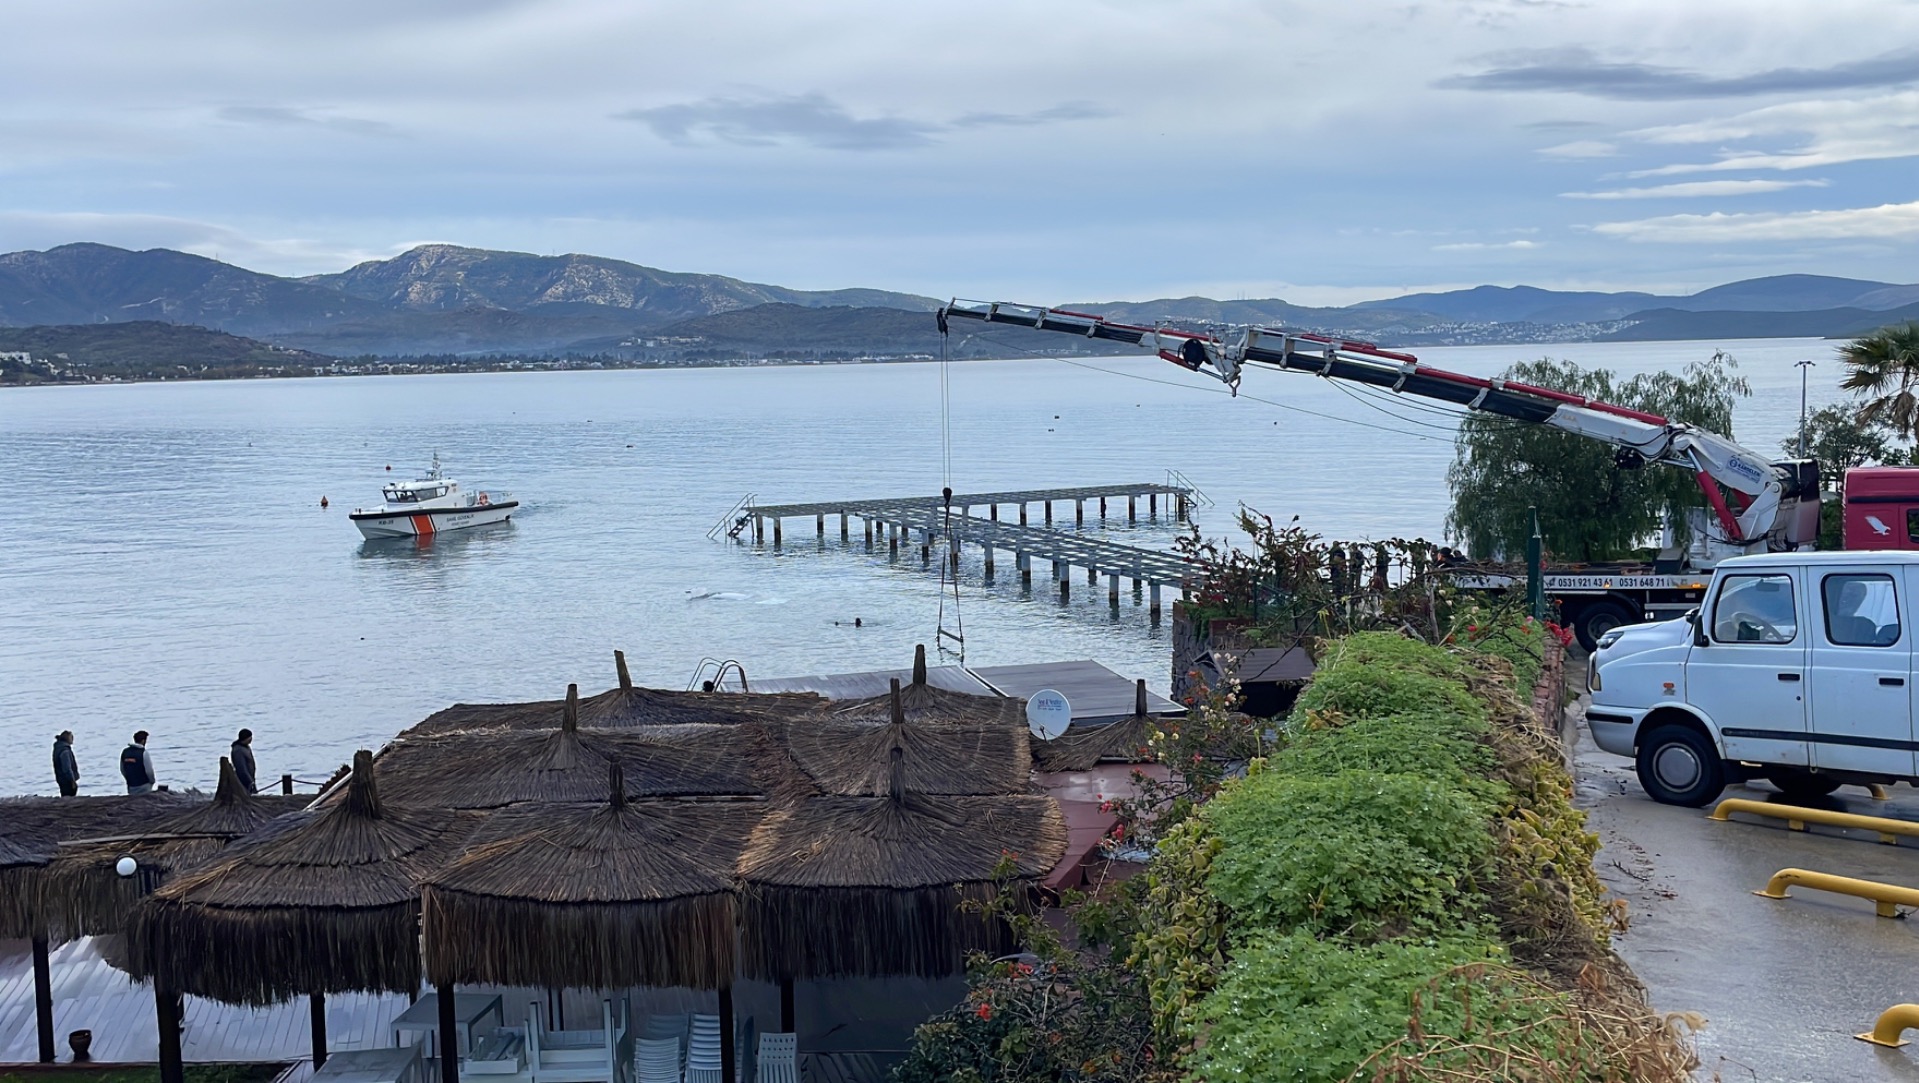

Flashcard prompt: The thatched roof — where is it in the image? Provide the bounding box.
[404,652,822,737]
[824,650,1022,726]
[736,739,1066,980]
[784,717,1032,796]
[0,792,202,939]
[127,750,479,1005]
[422,764,759,990]
[28,760,309,943]
[1032,680,1160,773]
[362,688,808,809]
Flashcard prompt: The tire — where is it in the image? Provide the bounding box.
[1766,769,1842,801]
[1573,600,1637,652]
[1635,725,1727,807]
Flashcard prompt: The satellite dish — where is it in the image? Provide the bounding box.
[1026,689,1071,741]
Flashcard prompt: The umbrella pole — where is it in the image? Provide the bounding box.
[309,992,327,1068]
[155,979,184,1083]
[718,984,736,1083]
[31,933,54,1062]
[779,976,794,1035]
[436,983,458,1083]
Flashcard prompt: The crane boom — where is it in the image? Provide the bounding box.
[938,299,1820,552]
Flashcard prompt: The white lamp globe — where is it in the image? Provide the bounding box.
[115,857,137,878]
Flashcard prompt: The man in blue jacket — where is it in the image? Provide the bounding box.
[120,731,155,794]
[231,729,257,794]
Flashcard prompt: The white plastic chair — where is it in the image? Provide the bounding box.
[639,1013,688,1044]
[683,1014,724,1083]
[631,1036,683,1083]
[755,1032,797,1083]
[525,998,622,1083]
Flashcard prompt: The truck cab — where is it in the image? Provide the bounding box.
[1587,551,1919,806]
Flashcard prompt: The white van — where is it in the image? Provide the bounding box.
[1587,551,1919,806]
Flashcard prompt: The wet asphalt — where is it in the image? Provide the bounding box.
[1572,697,1919,1083]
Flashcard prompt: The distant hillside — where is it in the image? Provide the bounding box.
[1059,296,1444,337]
[1597,304,1919,342]
[0,321,334,384]
[584,303,1127,361]
[306,244,937,324]
[1352,274,1914,324]
[0,244,386,334]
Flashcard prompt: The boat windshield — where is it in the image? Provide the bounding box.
[383,484,447,503]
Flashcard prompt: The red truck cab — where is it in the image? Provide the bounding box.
[1844,467,1919,550]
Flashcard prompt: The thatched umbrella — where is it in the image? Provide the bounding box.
[404,652,822,737]
[0,791,200,1064]
[36,759,307,943]
[1033,679,1161,773]
[824,645,1023,725]
[365,685,805,809]
[737,724,1068,985]
[784,679,1032,797]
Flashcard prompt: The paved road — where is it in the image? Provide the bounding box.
[1572,698,1919,1083]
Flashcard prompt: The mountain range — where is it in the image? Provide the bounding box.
[1,242,1915,361]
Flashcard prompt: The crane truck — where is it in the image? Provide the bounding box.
[933,299,1913,650]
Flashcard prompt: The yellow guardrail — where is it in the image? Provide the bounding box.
[1754,868,1919,918]
[1709,798,1919,845]
[1858,1003,1919,1048]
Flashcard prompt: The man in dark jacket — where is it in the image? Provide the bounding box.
[231,729,257,794]
[120,731,155,794]
[52,732,79,796]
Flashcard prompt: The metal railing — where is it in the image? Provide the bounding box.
[1858,1003,1919,1048]
[1708,798,1919,845]
[1753,867,1919,918]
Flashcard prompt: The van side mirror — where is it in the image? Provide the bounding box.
[1690,609,1709,647]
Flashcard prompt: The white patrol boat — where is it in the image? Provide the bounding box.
[350,455,517,540]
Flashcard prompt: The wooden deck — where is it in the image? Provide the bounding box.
[0,938,409,1065]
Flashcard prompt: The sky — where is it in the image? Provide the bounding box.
[3,0,1918,305]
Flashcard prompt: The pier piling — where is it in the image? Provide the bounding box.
[1076,499,1084,526]
[816,513,824,539]
[1129,495,1136,522]
[1109,572,1120,608]
[773,519,782,548]
[1020,504,1028,526]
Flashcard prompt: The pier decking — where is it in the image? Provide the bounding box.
[722,483,1204,620]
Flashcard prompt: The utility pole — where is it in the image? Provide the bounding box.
[1797,359,1816,458]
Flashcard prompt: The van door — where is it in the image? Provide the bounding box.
[1807,569,1915,777]
[1689,570,1809,766]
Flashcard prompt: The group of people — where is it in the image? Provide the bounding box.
[50,728,258,796]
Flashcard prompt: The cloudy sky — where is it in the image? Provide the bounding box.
[5,0,1918,303]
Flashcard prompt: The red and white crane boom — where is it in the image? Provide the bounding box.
[937,299,1820,552]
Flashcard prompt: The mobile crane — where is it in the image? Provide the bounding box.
[937,299,1828,649]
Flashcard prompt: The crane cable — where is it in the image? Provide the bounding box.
[934,312,964,662]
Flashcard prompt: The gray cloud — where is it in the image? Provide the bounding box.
[618,92,939,150]
[950,102,1112,128]
[1443,46,1919,99]
[617,92,1107,150]
[218,105,397,137]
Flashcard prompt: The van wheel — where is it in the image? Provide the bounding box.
[1573,600,1636,652]
[1766,769,1842,801]
[1635,725,1727,807]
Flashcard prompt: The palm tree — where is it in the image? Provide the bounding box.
[1841,322,1919,440]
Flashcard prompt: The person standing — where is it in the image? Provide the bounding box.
[120,731,155,794]
[52,731,79,796]
[231,729,257,794]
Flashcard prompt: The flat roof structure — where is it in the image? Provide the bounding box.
[757,658,1175,724]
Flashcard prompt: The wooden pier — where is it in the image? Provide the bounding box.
[724,483,1201,621]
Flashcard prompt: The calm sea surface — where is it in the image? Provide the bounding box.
[0,339,1848,796]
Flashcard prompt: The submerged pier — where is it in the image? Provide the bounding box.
[720,482,1202,621]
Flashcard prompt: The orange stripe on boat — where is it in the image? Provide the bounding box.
[412,514,435,535]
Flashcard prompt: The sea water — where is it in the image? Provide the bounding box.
[0,339,1845,796]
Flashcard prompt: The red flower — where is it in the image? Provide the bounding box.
[976,1002,993,1021]
[1016,962,1034,975]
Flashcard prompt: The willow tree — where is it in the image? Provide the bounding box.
[1446,354,1748,562]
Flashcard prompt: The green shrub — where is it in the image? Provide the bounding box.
[1190,932,1571,1083]
[1293,645,1483,724]
[1272,711,1504,807]
[1204,769,1494,940]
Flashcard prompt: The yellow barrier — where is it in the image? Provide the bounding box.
[1709,798,1919,845]
[1754,868,1919,918]
[1857,1003,1919,1048]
